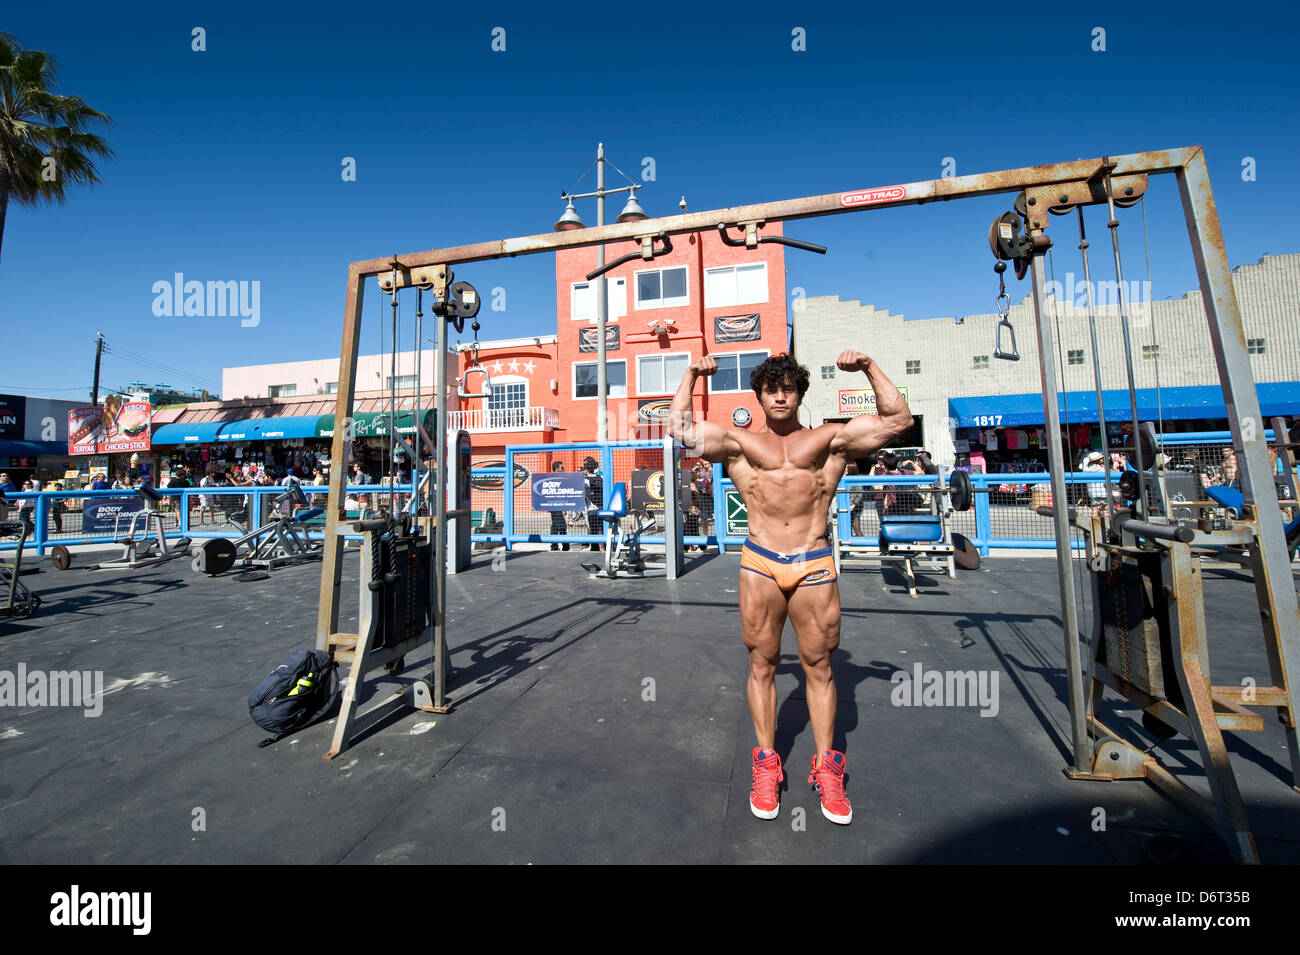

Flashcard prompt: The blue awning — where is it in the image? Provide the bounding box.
[152,421,226,444]
[948,383,1300,428]
[0,439,68,456]
[215,415,321,442]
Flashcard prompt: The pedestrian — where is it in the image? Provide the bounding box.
[583,456,604,552]
[1081,450,1107,505]
[549,461,571,551]
[0,472,15,521]
[870,451,901,518]
[198,470,216,524]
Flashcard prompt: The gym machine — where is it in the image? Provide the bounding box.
[83,485,192,571]
[191,483,324,575]
[320,149,1298,831]
[316,265,481,758]
[0,490,41,620]
[987,156,1298,863]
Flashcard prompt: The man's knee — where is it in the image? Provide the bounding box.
[747,645,780,679]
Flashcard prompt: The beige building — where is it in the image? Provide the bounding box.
[793,253,1300,468]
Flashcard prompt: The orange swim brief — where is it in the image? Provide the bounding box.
[740,539,837,590]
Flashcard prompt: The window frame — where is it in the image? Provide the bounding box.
[268,383,296,398]
[634,265,689,310]
[572,359,628,400]
[707,349,771,395]
[636,351,692,397]
[571,277,627,323]
[905,360,921,375]
[703,263,768,308]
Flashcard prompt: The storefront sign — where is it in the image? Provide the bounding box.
[714,314,760,343]
[67,402,152,455]
[578,325,620,353]
[531,472,585,511]
[101,401,153,453]
[837,386,909,416]
[0,394,24,439]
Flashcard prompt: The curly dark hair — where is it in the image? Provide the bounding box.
[749,354,810,401]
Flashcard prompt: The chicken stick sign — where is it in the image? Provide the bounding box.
[68,397,153,455]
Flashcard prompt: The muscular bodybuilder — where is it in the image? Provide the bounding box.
[669,351,913,823]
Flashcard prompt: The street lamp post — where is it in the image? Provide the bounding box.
[555,143,648,442]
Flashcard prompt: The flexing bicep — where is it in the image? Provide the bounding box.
[830,415,887,457]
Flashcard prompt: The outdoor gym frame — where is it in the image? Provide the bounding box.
[315,147,1299,852]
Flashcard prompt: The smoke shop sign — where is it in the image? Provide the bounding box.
[838,386,908,416]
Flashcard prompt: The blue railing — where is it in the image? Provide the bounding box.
[0,483,410,555]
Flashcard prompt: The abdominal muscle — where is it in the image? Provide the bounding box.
[732,461,837,555]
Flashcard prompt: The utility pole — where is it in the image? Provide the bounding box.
[90,332,104,406]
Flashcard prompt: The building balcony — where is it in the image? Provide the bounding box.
[447,407,559,433]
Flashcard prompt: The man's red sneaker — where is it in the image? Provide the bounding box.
[750,748,784,820]
[809,750,853,824]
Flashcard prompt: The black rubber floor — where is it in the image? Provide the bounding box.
[1,548,1297,864]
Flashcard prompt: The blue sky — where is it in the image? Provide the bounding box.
[2,2,1296,400]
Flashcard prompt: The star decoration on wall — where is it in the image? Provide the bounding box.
[522,360,536,374]
[507,359,520,373]
[491,361,504,374]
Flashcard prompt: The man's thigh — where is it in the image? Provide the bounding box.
[786,579,842,663]
[739,566,789,657]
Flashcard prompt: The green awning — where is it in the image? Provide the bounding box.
[314,409,436,439]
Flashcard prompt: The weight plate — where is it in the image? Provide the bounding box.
[948,469,973,512]
[1118,471,1140,502]
[51,545,71,571]
[195,538,237,576]
[952,533,980,570]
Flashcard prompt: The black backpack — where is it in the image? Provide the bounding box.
[248,649,340,747]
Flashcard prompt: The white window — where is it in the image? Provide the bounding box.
[708,350,770,393]
[325,381,338,393]
[574,360,627,399]
[906,360,921,375]
[1067,350,1084,366]
[487,379,528,428]
[1248,338,1266,355]
[571,278,626,322]
[635,266,688,310]
[1141,345,1160,360]
[972,355,989,370]
[386,374,417,389]
[637,353,691,396]
[821,366,836,379]
[704,263,767,307]
[268,383,296,398]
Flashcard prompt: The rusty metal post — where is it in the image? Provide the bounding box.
[316,267,363,651]
[1176,147,1300,789]
[1027,250,1092,776]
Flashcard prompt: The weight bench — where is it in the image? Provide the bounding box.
[878,514,956,597]
[581,481,667,579]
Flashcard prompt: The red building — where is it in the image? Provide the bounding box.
[455,224,788,463]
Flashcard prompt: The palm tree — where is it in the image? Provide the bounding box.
[0,32,114,279]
